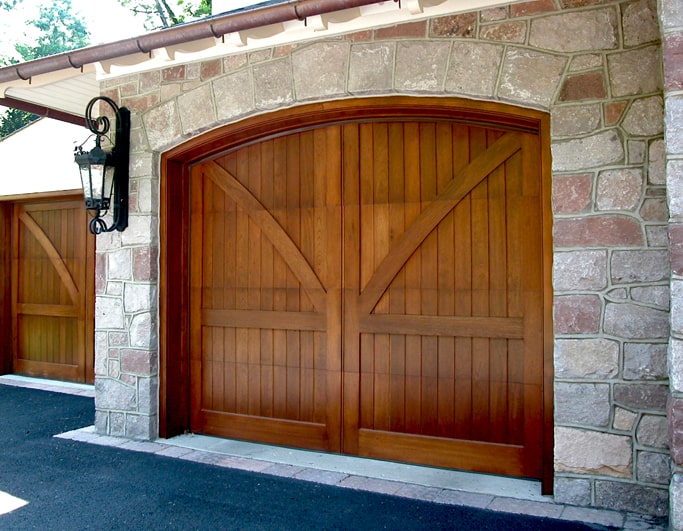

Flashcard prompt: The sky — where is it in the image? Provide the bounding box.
[0,0,148,61]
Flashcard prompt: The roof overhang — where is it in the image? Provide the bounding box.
[0,0,516,122]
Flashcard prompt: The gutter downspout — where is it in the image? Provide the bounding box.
[0,0,395,85]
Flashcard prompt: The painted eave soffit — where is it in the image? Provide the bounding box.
[0,0,516,118]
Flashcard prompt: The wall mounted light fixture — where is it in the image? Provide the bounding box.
[74,96,130,234]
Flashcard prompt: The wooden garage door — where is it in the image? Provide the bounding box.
[11,199,94,383]
[190,119,545,479]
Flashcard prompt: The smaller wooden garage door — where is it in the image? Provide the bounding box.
[187,101,550,481]
[11,199,94,383]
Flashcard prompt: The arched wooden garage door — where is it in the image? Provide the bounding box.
[167,98,552,484]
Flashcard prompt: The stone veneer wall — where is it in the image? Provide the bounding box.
[660,0,683,527]
[93,0,671,518]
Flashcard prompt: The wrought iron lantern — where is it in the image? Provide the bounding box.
[74,96,130,234]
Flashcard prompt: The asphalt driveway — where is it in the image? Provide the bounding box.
[0,384,614,530]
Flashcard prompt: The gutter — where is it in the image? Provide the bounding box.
[0,96,86,126]
[0,0,394,85]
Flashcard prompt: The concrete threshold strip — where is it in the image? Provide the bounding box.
[0,375,665,530]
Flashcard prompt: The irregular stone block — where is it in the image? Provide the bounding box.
[613,407,638,431]
[395,41,450,92]
[622,0,660,47]
[670,338,683,394]
[96,296,124,330]
[596,169,643,211]
[108,248,132,281]
[123,283,157,314]
[142,100,181,151]
[672,280,683,335]
[555,427,632,478]
[430,13,476,38]
[558,72,606,101]
[555,338,619,379]
[623,96,664,137]
[95,378,137,411]
[610,250,669,283]
[213,69,254,120]
[669,398,683,463]
[552,130,624,171]
[664,34,683,91]
[349,43,395,94]
[292,42,349,100]
[672,473,683,531]
[665,95,683,154]
[624,343,669,380]
[253,58,293,109]
[631,286,669,309]
[555,382,610,427]
[445,42,503,97]
[607,46,662,97]
[121,215,156,247]
[480,21,527,43]
[529,9,617,52]
[551,173,592,214]
[554,295,601,334]
[553,250,607,290]
[499,48,566,107]
[594,480,668,516]
[615,384,669,411]
[120,349,158,377]
[551,104,601,137]
[130,312,157,349]
[648,139,666,185]
[553,216,643,247]
[670,225,683,276]
[125,413,158,440]
[637,451,671,485]
[604,303,669,339]
[637,415,669,449]
[639,197,669,221]
[553,477,591,506]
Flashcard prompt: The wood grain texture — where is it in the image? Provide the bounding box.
[10,199,93,383]
[165,98,551,484]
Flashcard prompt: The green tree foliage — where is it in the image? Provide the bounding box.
[0,0,91,139]
[0,0,19,11]
[0,108,37,138]
[119,0,211,30]
[14,0,90,61]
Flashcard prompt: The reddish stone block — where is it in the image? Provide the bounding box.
[554,295,602,334]
[559,72,606,102]
[139,70,161,93]
[429,14,475,38]
[375,21,426,39]
[120,349,157,376]
[119,82,138,97]
[553,174,592,214]
[605,101,628,126]
[670,224,683,275]
[133,246,159,281]
[510,0,556,17]
[122,93,160,113]
[669,396,683,465]
[553,216,644,247]
[345,30,373,43]
[200,59,222,81]
[664,33,683,91]
[96,253,106,295]
[560,0,610,7]
[639,198,669,221]
[162,65,186,82]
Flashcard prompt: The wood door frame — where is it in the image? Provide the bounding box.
[0,192,95,383]
[159,96,554,492]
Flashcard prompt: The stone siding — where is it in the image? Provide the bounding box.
[94,0,671,518]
